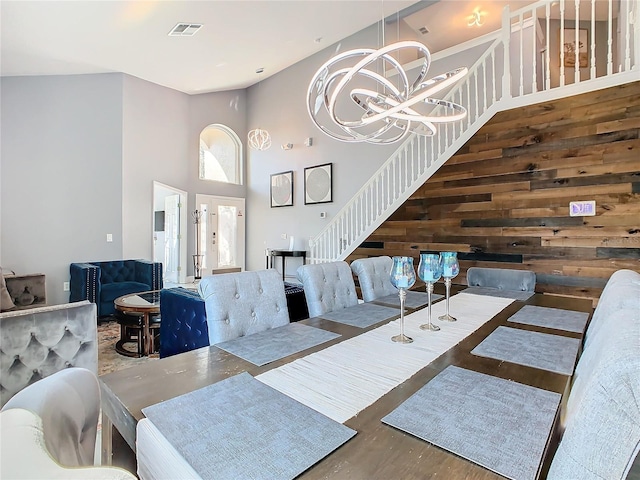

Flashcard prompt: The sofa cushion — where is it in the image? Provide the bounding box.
[101,281,151,305]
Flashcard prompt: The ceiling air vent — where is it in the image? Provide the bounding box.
[418,26,429,35]
[168,23,203,37]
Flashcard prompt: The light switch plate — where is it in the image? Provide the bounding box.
[569,200,596,217]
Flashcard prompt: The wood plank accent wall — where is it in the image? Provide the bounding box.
[347,82,640,305]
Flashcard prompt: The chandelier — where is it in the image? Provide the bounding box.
[307,40,468,144]
[248,68,272,151]
[248,128,272,150]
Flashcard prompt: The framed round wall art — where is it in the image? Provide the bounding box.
[304,163,332,205]
[270,170,293,207]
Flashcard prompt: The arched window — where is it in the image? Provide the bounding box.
[199,124,243,185]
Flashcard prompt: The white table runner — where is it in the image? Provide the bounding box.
[257,293,514,423]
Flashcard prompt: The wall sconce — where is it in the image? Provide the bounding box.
[281,143,293,150]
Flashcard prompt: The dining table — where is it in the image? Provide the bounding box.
[99,287,592,480]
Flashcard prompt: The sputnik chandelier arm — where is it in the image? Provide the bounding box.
[307,40,468,144]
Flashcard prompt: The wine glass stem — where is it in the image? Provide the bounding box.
[399,288,406,336]
[427,282,433,326]
[445,277,451,315]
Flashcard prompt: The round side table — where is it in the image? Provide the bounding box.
[114,290,160,357]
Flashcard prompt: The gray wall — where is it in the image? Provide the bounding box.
[0,73,247,305]
[121,75,190,260]
[245,23,418,277]
[0,19,485,302]
[1,74,123,305]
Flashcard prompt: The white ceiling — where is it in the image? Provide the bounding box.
[0,0,425,94]
[3,0,603,95]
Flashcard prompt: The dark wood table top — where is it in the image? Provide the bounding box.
[99,291,592,480]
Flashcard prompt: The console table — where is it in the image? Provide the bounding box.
[3,273,46,310]
[269,250,306,281]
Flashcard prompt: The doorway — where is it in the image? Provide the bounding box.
[195,194,246,274]
[153,182,188,284]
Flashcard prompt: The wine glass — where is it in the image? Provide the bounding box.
[389,256,416,344]
[438,252,459,322]
[418,253,442,331]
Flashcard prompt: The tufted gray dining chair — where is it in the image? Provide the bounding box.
[296,261,359,318]
[198,269,290,345]
[350,256,397,302]
[466,267,536,292]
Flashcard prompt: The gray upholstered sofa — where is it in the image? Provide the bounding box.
[548,269,640,479]
[0,300,97,407]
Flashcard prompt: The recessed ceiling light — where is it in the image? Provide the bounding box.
[168,23,203,37]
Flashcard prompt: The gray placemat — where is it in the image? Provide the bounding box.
[143,372,356,480]
[215,323,340,366]
[507,305,589,333]
[462,286,534,301]
[375,290,443,309]
[382,365,560,480]
[318,302,399,328]
[471,326,581,375]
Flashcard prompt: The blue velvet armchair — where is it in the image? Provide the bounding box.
[69,260,163,318]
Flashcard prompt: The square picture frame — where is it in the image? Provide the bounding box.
[270,170,294,208]
[561,28,588,68]
[304,163,333,205]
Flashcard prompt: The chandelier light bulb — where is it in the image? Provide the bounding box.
[307,40,468,145]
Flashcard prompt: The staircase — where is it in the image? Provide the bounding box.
[310,0,639,263]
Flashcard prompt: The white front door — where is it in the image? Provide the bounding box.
[196,194,246,275]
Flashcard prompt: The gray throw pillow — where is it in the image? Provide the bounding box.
[0,269,16,311]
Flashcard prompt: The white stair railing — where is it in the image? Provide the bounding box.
[310,0,639,263]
